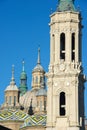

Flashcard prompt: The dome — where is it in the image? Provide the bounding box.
[32,48,45,73]
[33,64,45,73]
[20,90,37,108]
[36,88,47,96]
[5,84,18,91]
[20,71,27,80]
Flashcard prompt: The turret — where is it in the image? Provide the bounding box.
[19,60,28,96]
[32,48,45,90]
[4,65,19,108]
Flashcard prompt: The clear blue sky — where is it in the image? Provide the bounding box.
[0,0,87,117]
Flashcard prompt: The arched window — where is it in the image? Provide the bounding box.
[60,92,66,116]
[33,77,34,83]
[44,101,46,111]
[36,76,38,84]
[14,96,16,106]
[72,33,75,61]
[40,101,42,111]
[60,33,65,60]
[21,79,26,85]
[9,96,12,105]
[40,76,43,83]
[37,101,39,107]
[5,96,7,103]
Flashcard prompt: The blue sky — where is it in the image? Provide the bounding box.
[0,0,87,117]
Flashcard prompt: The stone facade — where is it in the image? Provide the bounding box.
[46,4,85,130]
[0,1,86,130]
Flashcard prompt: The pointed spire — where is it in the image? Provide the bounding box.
[22,59,25,72]
[37,47,41,65]
[10,65,15,85]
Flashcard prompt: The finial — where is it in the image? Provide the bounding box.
[12,65,15,81]
[37,47,41,64]
[22,59,25,72]
[10,65,15,85]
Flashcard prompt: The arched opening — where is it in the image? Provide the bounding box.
[9,96,12,105]
[40,101,42,111]
[72,33,75,61]
[60,92,66,116]
[60,33,65,60]
[44,100,46,111]
[14,96,16,106]
[36,76,38,84]
[21,79,26,85]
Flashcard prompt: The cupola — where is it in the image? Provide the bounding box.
[32,48,45,90]
[19,60,28,96]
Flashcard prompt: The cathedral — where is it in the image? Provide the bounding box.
[0,0,87,130]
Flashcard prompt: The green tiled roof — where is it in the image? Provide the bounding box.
[0,109,29,121]
[21,114,47,128]
[0,109,47,128]
[57,0,76,12]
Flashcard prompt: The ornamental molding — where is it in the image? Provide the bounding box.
[51,27,79,34]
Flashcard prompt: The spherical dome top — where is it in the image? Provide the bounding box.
[5,84,18,91]
[36,88,47,96]
[32,48,45,73]
[32,64,45,73]
[20,71,27,80]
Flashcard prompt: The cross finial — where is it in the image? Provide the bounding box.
[22,59,25,72]
[12,65,15,81]
[37,47,41,64]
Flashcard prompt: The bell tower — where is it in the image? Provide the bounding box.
[46,0,86,130]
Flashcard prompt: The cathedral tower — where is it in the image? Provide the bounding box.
[46,0,85,130]
[32,48,45,90]
[4,65,19,108]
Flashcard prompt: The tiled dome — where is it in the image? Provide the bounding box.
[36,88,47,96]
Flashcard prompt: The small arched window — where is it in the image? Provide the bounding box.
[44,101,46,111]
[14,96,16,106]
[21,79,26,85]
[9,96,12,105]
[40,101,42,111]
[37,101,39,107]
[36,76,38,84]
[72,33,75,61]
[33,77,34,83]
[60,33,65,60]
[60,92,66,116]
[5,96,7,103]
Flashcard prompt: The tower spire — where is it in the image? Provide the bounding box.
[22,59,25,72]
[37,47,41,65]
[10,65,15,85]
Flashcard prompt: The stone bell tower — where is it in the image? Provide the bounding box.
[46,0,86,130]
